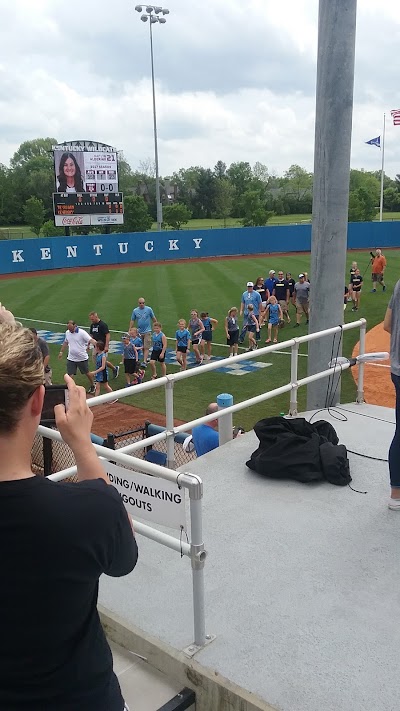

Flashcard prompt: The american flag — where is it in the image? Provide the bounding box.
[391,110,400,125]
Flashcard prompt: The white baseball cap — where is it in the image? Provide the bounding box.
[247,281,254,287]
[269,270,275,274]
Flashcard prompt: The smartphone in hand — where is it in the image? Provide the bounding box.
[41,385,69,425]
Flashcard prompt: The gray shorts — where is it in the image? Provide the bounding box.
[66,359,89,376]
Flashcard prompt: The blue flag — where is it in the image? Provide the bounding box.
[366,136,380,148]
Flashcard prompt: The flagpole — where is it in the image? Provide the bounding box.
[379,113,386,222]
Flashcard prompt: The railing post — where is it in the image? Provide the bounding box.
[357,318,366,403]
[289,342,299,416]
[188,477,206,648]
[217,393,233,446]
[165,379,175,469]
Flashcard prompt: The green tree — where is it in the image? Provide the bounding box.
[253,161,270,183]
[239,189,274,227]
[10,138,58,221]
[191,168,217,218]
[0,164,16,224]
[23,197,45,236]
[162,203,192,230]
[348,187,377,222]
[280,164,313,213]
[10,137,57,169]
[214,160,227,179]
[214,178,235,226]
[384,186,400,212]
[116,195,152,233]
[117,151,135,194]
[42,220,65,237]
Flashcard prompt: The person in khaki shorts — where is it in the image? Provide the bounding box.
[29,328,52,385]
[129,297,157,367]
[371,249,387,293]
[294,274,310,327]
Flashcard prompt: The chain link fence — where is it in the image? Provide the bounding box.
[31,421,195,479]
[107,422,197,468]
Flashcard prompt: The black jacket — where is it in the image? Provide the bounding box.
[246,417,351,486]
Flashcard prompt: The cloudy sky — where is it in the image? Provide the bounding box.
[0,0,399,178]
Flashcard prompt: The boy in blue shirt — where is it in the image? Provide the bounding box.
[128,328,143,363]
[121,334,139,387]
[175,319,191,371]
[89,341,117,401]
[150,322,167,379]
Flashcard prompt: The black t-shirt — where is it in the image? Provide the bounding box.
[89,320,110,343]
[0,476,138,710]
[351,274,363,291]
[274,279,289,301]
[37,337,51,372]
[254,286,266,301]
[286,278,295,296]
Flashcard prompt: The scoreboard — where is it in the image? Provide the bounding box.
[52,141,124,228]
[53,193,124,227]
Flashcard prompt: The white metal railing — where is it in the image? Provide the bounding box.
[39,318,366,651]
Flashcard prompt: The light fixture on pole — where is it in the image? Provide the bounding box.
[135,4,169,231]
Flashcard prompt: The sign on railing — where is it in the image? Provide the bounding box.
[104,462,186,530]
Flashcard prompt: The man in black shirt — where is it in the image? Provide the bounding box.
[30,327,52,385]
[0,307,137,710]
[273,271,291,323]
[89,311,119,379]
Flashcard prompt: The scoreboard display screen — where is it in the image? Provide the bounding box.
[53,193,124,226]
[52,140,124,227]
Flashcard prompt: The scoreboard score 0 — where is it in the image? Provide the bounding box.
[53,192,124,227]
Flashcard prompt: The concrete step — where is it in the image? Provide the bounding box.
[111,640,195,711]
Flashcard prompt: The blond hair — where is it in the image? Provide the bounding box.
[0,323,44,433]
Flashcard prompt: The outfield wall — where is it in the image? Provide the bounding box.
[1,220,399,275]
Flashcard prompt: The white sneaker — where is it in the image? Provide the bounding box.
[388,498,400,510]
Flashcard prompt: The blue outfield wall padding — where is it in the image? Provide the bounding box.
[0,221,399,275]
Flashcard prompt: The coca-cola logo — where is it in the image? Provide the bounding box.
[62,216,84,226]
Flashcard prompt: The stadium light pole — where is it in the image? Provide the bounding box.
[135,4,169,231]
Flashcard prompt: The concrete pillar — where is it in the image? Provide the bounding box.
[307,0,358,409]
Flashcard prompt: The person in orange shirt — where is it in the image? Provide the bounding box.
[371,248,387,293]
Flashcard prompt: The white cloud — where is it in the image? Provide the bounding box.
[0,0,399,178]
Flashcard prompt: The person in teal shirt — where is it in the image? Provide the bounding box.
[150,322,167,379]
[175,319,191,371]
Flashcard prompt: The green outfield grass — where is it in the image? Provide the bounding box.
[0,251,395,431]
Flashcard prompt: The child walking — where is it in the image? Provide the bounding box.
[89,341,117,400]
[245,304,260,352]
[150,322,167,379]
[200,312,218,361]
[128,328,143,364]
[189,310,205,364]
[265,296,283,343]
[175,319,191,371]
[351,268,363,311]
[121,333,139,387]
[225,307,240,357]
